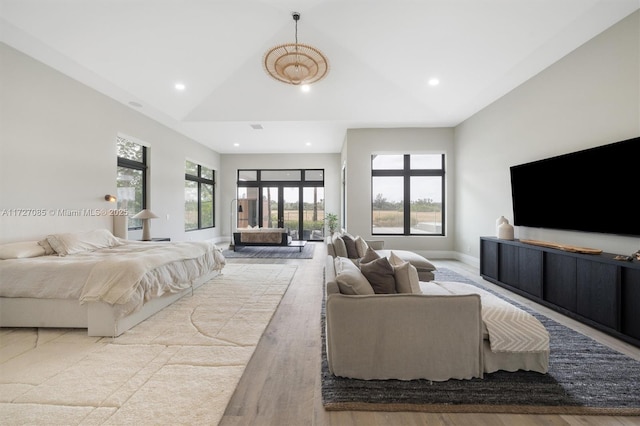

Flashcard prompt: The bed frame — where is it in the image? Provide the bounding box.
[0,270,220,337]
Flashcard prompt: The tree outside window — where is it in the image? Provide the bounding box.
[116,136,147,230]
[185,160,215,231]
[371,154,444,236]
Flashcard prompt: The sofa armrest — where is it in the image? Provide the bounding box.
[365,240,384,250]
[325,293,483,381]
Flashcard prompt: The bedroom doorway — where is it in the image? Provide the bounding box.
[236,169,325,241]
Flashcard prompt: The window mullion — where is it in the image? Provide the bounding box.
[404,155,411,235]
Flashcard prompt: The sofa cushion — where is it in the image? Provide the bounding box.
[334,257,374,295]
[331,234,348,258]
[341,234,359,259]
[354,236,369,258]
[389,252,421,294]
[377,249,436,272]
[360,246,381,263]
[360,257,397,294]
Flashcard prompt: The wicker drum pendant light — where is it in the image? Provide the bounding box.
[263,12,329,86]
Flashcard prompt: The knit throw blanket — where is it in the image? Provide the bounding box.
[483,305,550,353]
[433,281,549,353]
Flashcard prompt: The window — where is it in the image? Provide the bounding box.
[236,169,325,240]
[117,136,147,229]
[371,154,444,235]
[185,160,215,231]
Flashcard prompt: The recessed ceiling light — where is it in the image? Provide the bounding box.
[301,84,311,93]
[250,124,263,130]
[305,141,312,146]
[233,143,240,147]
[428,78,440,86]
[175,82,186,91]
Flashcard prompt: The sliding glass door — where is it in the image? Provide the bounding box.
[236,169,324,241]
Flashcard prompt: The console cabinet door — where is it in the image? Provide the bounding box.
[622,268,640,340]
[499,244,519,288]
[544,253,577,313]
[518,247,543,298]
[576,259,618,330]
[480,239,498,280]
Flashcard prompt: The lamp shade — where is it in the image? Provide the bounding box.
[132,209,159,241]
[132,209,159,220]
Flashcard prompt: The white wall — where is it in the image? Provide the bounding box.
[0,43,221,244]
[218,153,341,246]
[455,11,640,262]
[343,127,455,259]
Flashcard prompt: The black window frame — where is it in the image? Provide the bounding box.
[117,138,147,230]
[185,162,215,231]
[371,154,445,236]
[236,169,325,239]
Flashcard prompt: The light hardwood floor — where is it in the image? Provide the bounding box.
[219,242,640,426]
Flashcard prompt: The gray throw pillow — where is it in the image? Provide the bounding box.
[341,234,359,258]
[360,246,380,263]
[360,257,397,294]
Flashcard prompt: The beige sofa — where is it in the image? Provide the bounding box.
[324,255,550,381]
[326,233,437,281]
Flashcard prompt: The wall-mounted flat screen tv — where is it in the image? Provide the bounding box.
[510,136,640,237]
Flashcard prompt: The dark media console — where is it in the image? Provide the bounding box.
[480,237,640,348]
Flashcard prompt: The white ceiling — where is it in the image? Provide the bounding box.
[1,0,638,154]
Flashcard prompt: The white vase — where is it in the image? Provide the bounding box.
[496,216,507,237]
[498,221,515,240]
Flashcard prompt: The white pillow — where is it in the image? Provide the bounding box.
[354,236,369,258]
[38,238,56,255]
[334,257,374,295]
[46,229,121,256]
[389,251,421,294]
[0,241,46,260]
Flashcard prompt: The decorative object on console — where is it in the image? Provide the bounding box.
[519,239,602,254]
[496,215,507,237]
[104,194,117,202]
[263,12,329,88]
[498,218,514,240]
[131,209,159,241]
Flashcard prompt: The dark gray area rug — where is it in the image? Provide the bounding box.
[321,268,640,415]
[222,243,315,259]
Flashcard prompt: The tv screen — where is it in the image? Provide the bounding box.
[510,136,640,237]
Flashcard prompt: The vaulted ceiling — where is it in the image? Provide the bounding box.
[2,0,638,153]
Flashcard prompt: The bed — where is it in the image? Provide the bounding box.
[0,229,226,337]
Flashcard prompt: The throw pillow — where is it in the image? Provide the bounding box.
[47,229,121,256]
[331,234,348,258]
[38,238,56,255]
[360,246,380,263]
[341,234,359,259]
[354,236,369,258]
[334,257,374,295]
[0,241,46,259]
[360,257,397,294]
[389,252,421,294]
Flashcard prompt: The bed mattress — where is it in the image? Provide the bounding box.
[0,240,226,318]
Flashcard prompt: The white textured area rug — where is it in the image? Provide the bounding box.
[0,263,297,425]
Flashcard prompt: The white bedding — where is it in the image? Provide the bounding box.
[0,240,226,318]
